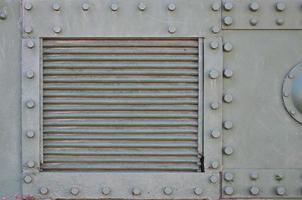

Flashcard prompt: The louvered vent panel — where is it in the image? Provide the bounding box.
[42,38,201,172]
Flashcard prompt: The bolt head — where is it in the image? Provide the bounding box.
[26,40,35,49]
[40,187,49,195]
[223,68,233,78]
[24,26,33,34]
[210,129,221,138]
[101,186,111,195]
[249,17,258,26]
[275,186,286,195]
[70,187,80,196]
[224,172,234,182]
[82,3,90,11]
[224,186,234,195]
[163,187,173,195]
[223,2,233,11]
[27,161,35,168]
[210,102,219,110]
[249,172,259,180]
[210,41,219,49]
[24,2,33,10]
[211,25,220,34]
[209,70,219,79]
[24,175,32,183]
[210,160,219,169]
[132,188,141,195]
[111,3,119,11]
[26,70,35,79]
[223,146,234,155]
[168,3,176,11]
[168,25,176,34]
[52,2,61,11]
[223,120,233,130]
[26,100,35,109]
[223,42,233,52]
[223,93,233,103]
[138,2,146,11]
[211,2,221,11]
[223,16,233,26]
[26,130,35,138]
[209,175,218,183]
[276,18,284,25]
[53,26,62,33]
[194,187,203,195]
[249,2,260,11]
[0,9,7,20]
[249,186,260,195]
[276,2,286,11]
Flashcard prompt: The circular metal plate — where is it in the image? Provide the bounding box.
[282,62,302,124]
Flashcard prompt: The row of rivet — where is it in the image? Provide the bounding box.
[23,1,221,34]
[23,175,219,196]
[222,1,300,27]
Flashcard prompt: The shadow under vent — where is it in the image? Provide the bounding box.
[42,38,201,172]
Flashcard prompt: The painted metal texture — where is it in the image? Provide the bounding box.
[0,0,301,200]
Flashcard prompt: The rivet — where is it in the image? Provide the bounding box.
[82,3,90,11]
[194,187,203,195]
[168,3,176,11]
[223,2,233,11]
[290,110,296,115]
[288,73,295,79]
[223,93,233,103]
[52,2,61,11]
[275,173,283,181]
[283,91,289,97]
[223,146,234,155]
[0,9,7,20]
[24,26,33,34]
[223,16,233,26]
[163,187,173,195]
[111,3,119,11]
[211,25,220,34]
[26,100,35,109]
[24,2,33,10]
[249,17,258,26]
[212,2,221,11]
[249,186,260,195]
[26,40,35,49]
[224,186,234,195]
[26,161,35,168]
[223,42,233,52]
[210,41,219,49]
[224,172,234,182]
[209,70,219,79]
[250,172,259,180]
[210,129,221,138]
[223,68,233,78]
[209,175,218,183]
[210,160,219,169]
[276,18,284,26]
[138,2,146,11]
[40,187,49,195]
[223,120,233,130]
[101,186,111,195]
[132,187,141,195]
[26,130,35,138]
[210,102,219,110]
[24,175,32,184]
[26,70,35,79]
[168,25,176,34]
[249,2,260,11]
[276,2,286,11]
[275,186,286,196]
[70,187,80,196]
[53,26,62,33]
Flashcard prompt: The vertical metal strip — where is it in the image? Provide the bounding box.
[197,38,203,156]
[39,38,44,164]
[203,37,223,172]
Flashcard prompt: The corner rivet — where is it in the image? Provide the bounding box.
[223,42,233,52]
[168,3,176,11]
[53,26,62,33]
[26,70,35,79]
[250,172,259,180]
[223,94,233,103]
[209,175,218,183]
[82,3,90,11]
[210,102,219,110]
[26,40,35,49]
[223,120,233,130]
[249,17,258,26]
[138,2,146,11]
[249,2,260,11]
[194,187,203,195]
[168,25,176,34]
[101,186,111,195]
[223,2,233,11]
[210,41,219,49]
[276,18,284,26]
[223,146,234,155]
[223,68,233,78]
[249,186,260,195]
[209,70,219,79]
[276,2,286,11]
[163,187,173,195]
[40,187,49,195]
[26,100,35,109]
[210,129,221,138]
[52,3,61,11]
[211,2,221,11]
[224,172,234,182]
[210,160,219,169]
[24,175,32,184]
[26,130,35,138]
[211,25,220,34]
[27,161,35,168]
[0,9,7,20]
[24,2,33,10]
[275,186,286,196]
[223,16,233,26]
[24,26,33,34]
[132,188,141,195]
[70,187,80,196]
[224,186,234,195]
